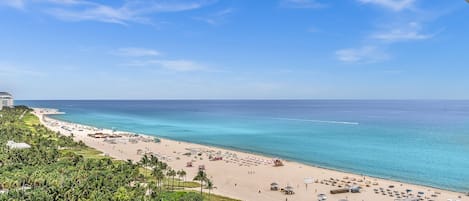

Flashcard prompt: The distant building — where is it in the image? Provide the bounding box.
[0,92,14,110]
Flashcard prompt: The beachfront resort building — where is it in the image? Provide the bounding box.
[0,92,13,110]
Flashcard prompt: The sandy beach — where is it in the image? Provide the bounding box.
[33,108,468,201]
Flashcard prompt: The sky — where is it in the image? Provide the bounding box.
[0,0,468,100]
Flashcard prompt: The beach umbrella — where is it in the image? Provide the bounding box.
[418,191,424,195]
[271,182,278,186]
[283,186,294,194]
[406,189,412,193]
[317,194,327,199]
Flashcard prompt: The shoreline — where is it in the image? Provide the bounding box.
[47,114,463,194]
[33,108,468,201]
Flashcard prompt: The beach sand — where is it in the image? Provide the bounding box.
[33,108,468,201]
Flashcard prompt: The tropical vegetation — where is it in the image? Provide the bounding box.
[0,106,238,201]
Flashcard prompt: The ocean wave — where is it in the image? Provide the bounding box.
[273,118,359,125]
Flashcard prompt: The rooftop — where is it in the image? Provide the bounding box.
[0,92,12,97]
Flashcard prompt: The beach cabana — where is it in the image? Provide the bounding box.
[198,165,205,171]
[331,188,349,194]
[284,186,294,195]
[402,198,419,201]
[350,185,361,193]
[270,182,279,191]
[317,193,327,201]
[273,158,283,167]
[210,156,223,161]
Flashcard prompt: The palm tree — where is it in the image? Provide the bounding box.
[176,170,183,187]
[156,170,164,192]
[193,170,207,195]
[149,155,158,167]
[176,170,181,188]
[168,169,176,191]
[206,179,214,200]
[165,168,176,191]
[140,155,149,168]
[179,169,186,187]
[151,167,164,192]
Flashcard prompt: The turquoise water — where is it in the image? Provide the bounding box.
[18,100,469,192]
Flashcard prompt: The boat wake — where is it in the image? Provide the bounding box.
[273,118,359,125]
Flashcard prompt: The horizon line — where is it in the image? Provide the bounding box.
[15,98,469,101]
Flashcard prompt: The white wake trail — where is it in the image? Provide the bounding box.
[273,118,359,125]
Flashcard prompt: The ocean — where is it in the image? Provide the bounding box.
[17,100,469,192]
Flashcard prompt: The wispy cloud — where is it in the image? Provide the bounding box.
[371,22,434,42]
[44,0,90,5]
[8,0,216,25]
[125,59,206,72]
[357,0,416,11]
[280,0,325,9]
[0,63,45,77]
[335,46,389,63]
[113,48,160,57]
[114,46,207,72]
[194,8,234,25]
[336,1,440,64]
[46,4,133,25]
[0,0,25,10]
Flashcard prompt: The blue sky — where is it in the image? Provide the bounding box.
[1,0,468,99]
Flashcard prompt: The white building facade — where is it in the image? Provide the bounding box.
[0,92,14,109]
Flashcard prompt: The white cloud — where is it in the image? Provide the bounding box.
[335,46,389,63]
[44,0,88,5]
[123,0,213,13]
[194,8,234,25]
[280,0,325,9]
[155,60,205,72]
[125,59,206,72]
[0,64,45,77]
[11,0,216,25]
[46,3,138,25]
[357,0,415,11]
[113,48,160,57]
[372,29,431,41]
[372,22,434,42]
[0,0,25,9]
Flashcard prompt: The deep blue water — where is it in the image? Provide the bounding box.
[17,100,469,192]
